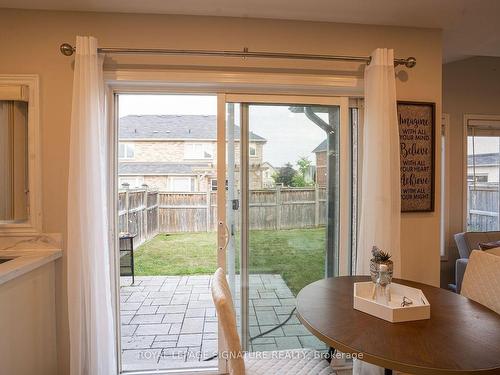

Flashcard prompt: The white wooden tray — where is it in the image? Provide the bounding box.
[353,282,430,322]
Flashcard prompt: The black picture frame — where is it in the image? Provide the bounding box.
[398,101,436,212]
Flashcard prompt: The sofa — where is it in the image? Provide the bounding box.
[453,231,500,293]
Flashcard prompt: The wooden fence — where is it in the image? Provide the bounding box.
[118,188,159,248]
[118,186,327,245]
[158,190,217,233]
[467,184,499,231]
[247,187,327,230]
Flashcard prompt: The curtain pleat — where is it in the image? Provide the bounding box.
[354,48,401,375]
[356,48,401,276]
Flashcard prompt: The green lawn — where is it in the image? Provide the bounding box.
[134,228,325,295]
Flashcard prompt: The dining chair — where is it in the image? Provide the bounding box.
[211,267,349,375]
[461,250,500,314]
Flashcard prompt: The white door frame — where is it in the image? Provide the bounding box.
[107,73,358,374]
[462,114,500,231]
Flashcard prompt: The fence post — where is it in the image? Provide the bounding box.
[156,190,160,235]
[123,183,130,234]
[206,183,211,232]
[315,184,320,227]
[142,184,148,241]
[276,185,282,230]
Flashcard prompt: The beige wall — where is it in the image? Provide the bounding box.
[125,140,212,163]
[126,141,189,162]
[467,165,498,183]
[144,175,168,189]
[442,56,500,287]
[0,9,441,374]
[0,262,58,375]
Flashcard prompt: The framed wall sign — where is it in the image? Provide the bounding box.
[398,101,435,212]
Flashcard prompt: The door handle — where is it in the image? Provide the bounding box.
[232,199,239,210]
[218,221,230,252]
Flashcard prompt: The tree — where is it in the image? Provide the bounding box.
[294,156,313,187]
[297,156,311,177]
[273,157,314,187]
[272,163,296,187]
[291,173,307,187]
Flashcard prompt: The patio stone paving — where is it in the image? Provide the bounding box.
[120,274,326,371]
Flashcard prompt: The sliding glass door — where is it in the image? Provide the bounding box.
[113,92,355,374]
[217,95,352,356]
[115,94,222,373]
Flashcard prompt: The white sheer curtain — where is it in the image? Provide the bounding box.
[354,48,401,375]
[356,48,401,276]
[67,36,117,375]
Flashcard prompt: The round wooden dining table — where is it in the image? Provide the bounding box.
[296,276,500,375]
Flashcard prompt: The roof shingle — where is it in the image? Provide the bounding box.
[312,139,327,153]
[468,153,500,166]
[119,115,265,141]
[119,162,214,175]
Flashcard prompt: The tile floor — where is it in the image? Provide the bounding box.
[120,274,326,371]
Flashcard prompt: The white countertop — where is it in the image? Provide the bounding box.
[0,234,62,285]
[0,249,62,285]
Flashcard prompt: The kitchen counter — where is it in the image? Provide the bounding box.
[0,248,61,285]
[0,234,61,375]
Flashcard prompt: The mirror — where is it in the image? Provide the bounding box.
[0,100,29,223]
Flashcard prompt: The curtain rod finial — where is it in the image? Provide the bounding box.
[60,43,75,56]
[405,57,417,68]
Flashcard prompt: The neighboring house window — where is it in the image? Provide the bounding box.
[467,174,488,183]
[119,143,135,159]
[184,143,214,159]
[211,179,228,191]
[250,144,257,157]
[170,177,195,192]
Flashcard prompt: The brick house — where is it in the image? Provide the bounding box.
[118,115,267,191]
[312,139,327,187]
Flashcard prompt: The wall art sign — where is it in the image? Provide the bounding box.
[398,101,435,212]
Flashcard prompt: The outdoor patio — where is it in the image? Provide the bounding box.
[120,274,326,371]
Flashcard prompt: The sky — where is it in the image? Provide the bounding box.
[119,94,329,167]
[467,136,500,155]
[249,106,327,167]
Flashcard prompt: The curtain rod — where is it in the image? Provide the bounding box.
[59,43,417,68]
